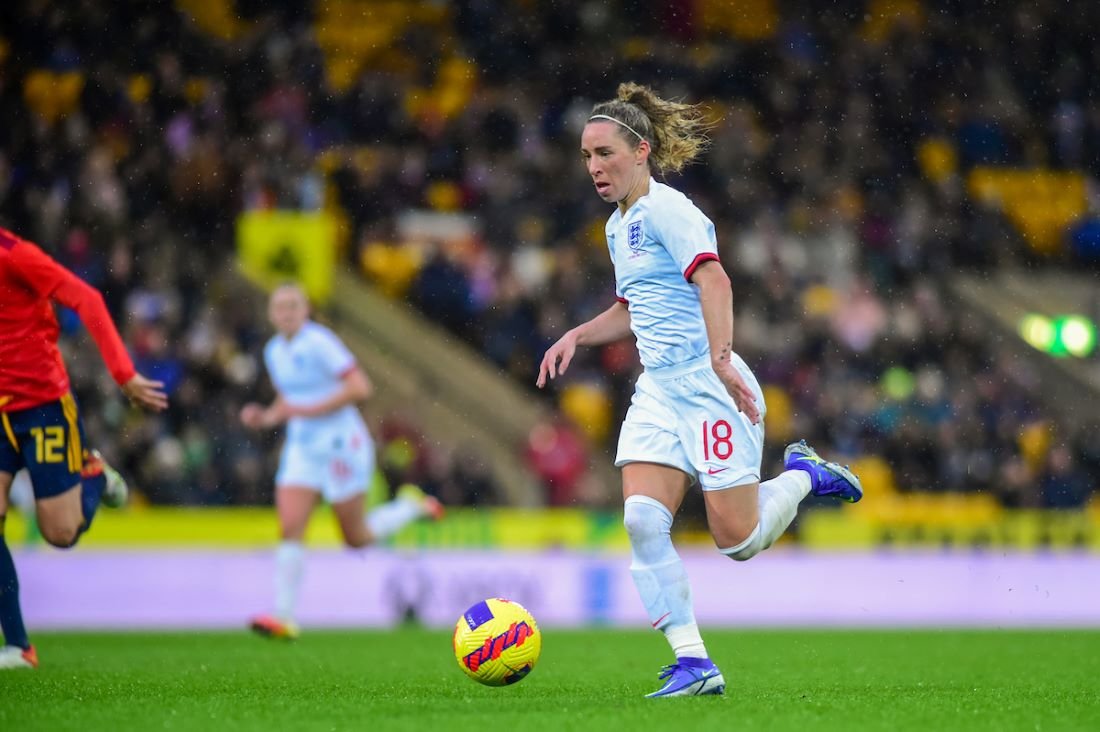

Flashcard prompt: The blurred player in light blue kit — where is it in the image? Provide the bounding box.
[538,83,863,698]
[240,284,443,640]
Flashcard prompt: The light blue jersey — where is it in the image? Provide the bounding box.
[609,180,764,488]
[264,320,369,450]
[606,178,719,371]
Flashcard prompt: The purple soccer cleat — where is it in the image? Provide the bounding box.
[784,440,863,503]
[645,657,726,698]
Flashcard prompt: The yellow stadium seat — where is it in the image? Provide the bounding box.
[426,181,463,213]
[1017,421,1052,473]
[127,74,151,104]
[760,385,793,441]
[966,168,1086,256]
[848,455,897,496]
[560,383,613,444]
[23,70,85,124]
[176,0,247,40]
[801,284,839,318]
[360,241,424,299]
[698,0,778,40]
[916,137,957,183]
[862,0,924,42]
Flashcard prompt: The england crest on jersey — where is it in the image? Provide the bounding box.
[627,220,644,251]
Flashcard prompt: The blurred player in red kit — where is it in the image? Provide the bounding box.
[0,227,168,669]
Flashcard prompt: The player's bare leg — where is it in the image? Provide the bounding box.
[334,483,443,549]
[0,471,36,669]
[700,481,760,550]
[332,491,370,547]
[31,449,123,550]
[250,487,318,641]
[621,462,725,697]
[709,441,862,563]
[33,482,84,548]
[706,474,806,560]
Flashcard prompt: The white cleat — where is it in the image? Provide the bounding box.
[396,483,445,521]
[0,645,37,670]
[85,449,129,508]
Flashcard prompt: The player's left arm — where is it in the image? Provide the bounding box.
[11,242,168,410]
[285,366,373,419]
[692,260,760,425]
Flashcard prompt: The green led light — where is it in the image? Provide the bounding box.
[1019,314,1056,351]
[1019,314,1097,358]
[1059,315,1097,357]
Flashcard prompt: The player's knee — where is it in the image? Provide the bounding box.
[717,524,763,562]
[709,518,758,555]
[623,497,668,545]
[40,519,82,548]
[343,531,371,549]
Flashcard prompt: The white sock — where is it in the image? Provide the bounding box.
[624,495,709,659]
[758,470,811,549]
[274,540,305,622]
[666,624,708,660]
[365,496,422,540]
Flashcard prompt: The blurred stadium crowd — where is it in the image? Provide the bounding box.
[1,0,1098,509]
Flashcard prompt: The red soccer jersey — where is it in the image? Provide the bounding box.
[0,228,136,412]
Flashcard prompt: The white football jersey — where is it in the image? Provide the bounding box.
[263,320,369,447]
[606,178,720,370]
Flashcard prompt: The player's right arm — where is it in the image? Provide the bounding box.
[240,394,290,430]
[240,366,372,430]
[537,301,632,388]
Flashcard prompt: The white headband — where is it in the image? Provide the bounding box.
[588,114,646,143]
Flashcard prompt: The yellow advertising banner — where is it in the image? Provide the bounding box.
[236,210,337,303]
[5,504,1099,551]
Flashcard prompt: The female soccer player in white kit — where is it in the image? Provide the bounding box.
[538,83,863,698]
[241,284,442,639]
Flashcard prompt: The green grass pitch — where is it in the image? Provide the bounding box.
[4,629,1099,731]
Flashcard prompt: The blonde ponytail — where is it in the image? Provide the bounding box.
[588,82,712,174]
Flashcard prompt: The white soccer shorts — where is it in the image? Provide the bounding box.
[615,354,766,490]
[275,428,375,503]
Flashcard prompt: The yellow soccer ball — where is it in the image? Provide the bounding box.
[453,598,542,686]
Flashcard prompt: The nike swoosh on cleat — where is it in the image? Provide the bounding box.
[679,671,722,696]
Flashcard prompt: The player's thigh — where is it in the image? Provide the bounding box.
[616,372,694,515]
[35,482,85,546]
[621,462,691,516]
[274,440,324,538]
[330,492,369,547]
[702,480,760,548]
[11,396,87,544]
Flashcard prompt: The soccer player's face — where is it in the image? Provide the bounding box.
[581,123,646,205]
[268,287,308,336]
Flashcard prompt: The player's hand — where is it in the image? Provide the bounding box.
[713,361,760,425]
[537,331,579,388]
[122,373,168,411]
[239,403,265,429]
[240,402,288,429]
